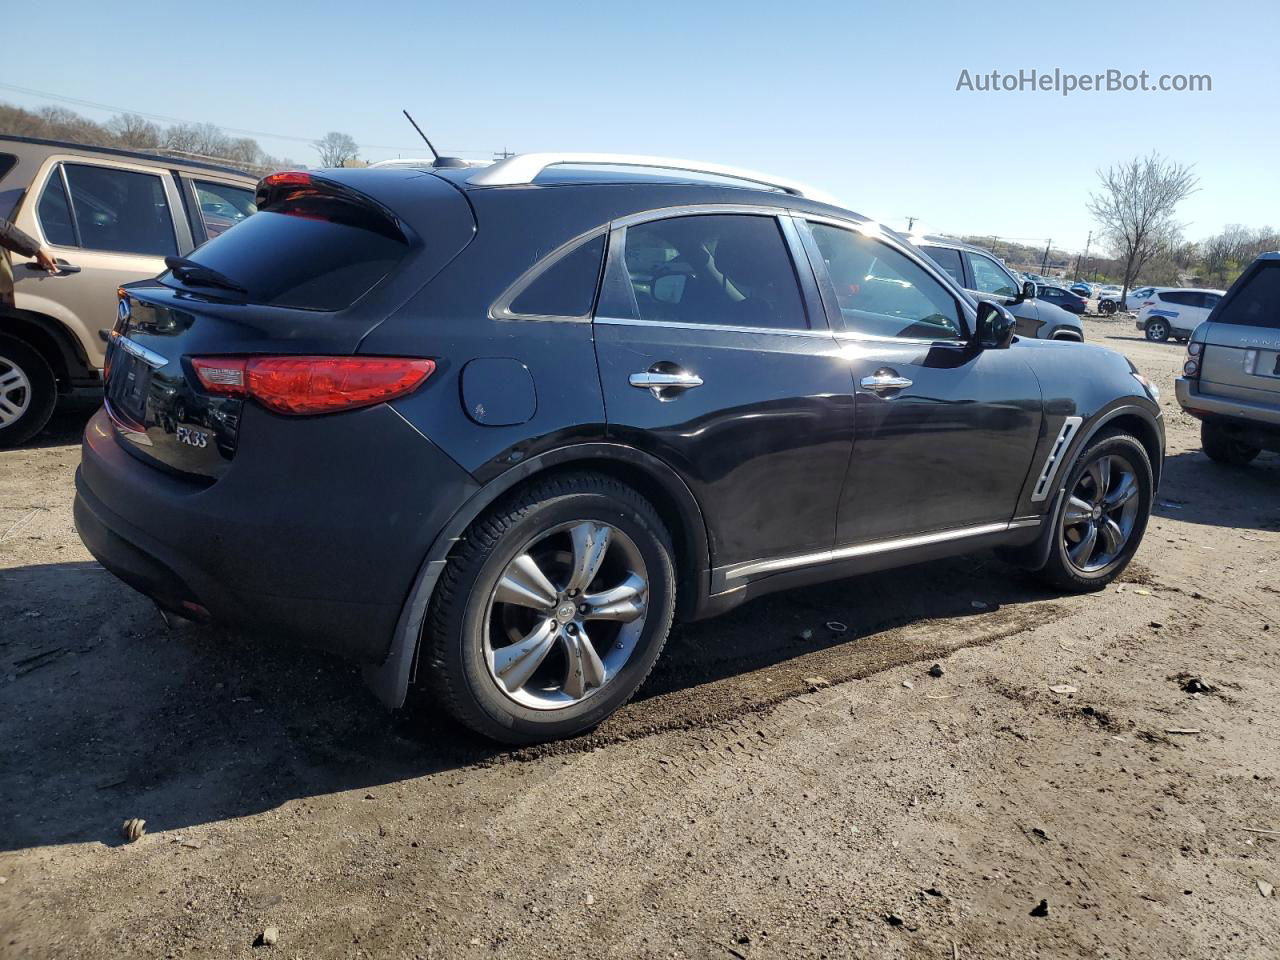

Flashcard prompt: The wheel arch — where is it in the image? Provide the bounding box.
[1015,403,1164,573]
[0,307,96,391]
[362,442,712,709]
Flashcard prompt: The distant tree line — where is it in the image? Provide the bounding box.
[0,101,365,174]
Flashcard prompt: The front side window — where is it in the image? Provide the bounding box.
[61,163,176,256]
[922,245,964,286]
[1214,263,1279,329]
[965,253,1018,297]
[810,224,962,340]
[194,181,257,240]
[619,214,807,330]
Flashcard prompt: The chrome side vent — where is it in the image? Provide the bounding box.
[1031,416,1083,501]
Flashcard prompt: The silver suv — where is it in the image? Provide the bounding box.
[1176,252,1280,464]
[0,136,256,445]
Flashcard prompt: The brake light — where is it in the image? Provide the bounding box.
[262,171,312,188]
[191,356,435,415]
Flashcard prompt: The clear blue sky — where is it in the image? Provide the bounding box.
[4,0,1276,254]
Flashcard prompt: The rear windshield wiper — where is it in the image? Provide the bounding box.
[164,256,248,295]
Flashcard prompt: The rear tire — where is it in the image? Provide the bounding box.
[1144,320,1170,342]
[424,472,676,744]
[1201,422,1260,466]
[0,336,57,448]
[1036,430,1153,593]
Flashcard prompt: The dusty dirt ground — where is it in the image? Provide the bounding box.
[2,316,1279,959]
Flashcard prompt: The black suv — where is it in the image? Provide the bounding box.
[75,155,1163,743]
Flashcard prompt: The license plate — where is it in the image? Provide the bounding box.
[106,349,153,423]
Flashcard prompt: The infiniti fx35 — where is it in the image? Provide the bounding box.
[75,155,1164,743]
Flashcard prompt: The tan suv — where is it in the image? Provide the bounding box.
[1176,252,1280,464]
[0,136,256,445]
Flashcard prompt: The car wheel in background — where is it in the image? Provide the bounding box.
[1201,422,1260,466]
[1144,319,1170,342]
[424,472,676,744]
[1037,430,1153,593]
[0,336,57,448]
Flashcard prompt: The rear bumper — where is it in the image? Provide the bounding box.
[75,405,478,664]
[1176,377,1280,428]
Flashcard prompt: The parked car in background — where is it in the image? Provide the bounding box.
[1039,284,1088,314]
[1126,285,1162,311]
[1136,288,1226,342]
[910,236,1084,340]
[0,135,256,445]
[75,153,1161,743]
[1069,281,1092,298]
[1176,253,1280,464]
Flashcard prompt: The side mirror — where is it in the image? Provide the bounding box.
[976,301,1017,349]
[1012,280,1035,304]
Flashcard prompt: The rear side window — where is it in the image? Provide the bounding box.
[193,181,257,240]
[37,172,77,246]
[176,192,407,311]
[1161,290,1194,306]
[922,245,964,286]
[618,214,807,330]
[63,163,177,256]
[506,234,605,318]
[1214,262,1280,329]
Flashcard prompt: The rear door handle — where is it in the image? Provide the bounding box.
[859,372,913,393]
[629,368,703,400]
[21,259,81,275]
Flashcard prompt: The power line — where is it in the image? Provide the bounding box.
[0,81,495,157]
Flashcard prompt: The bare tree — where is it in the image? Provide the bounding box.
[1087,153,1198,303]
[107,113,161,150]
[314,131,359,168]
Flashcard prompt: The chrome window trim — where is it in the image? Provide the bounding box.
[594,315,833,339]
[611,202,801,230]
[712,518,1041,591]
[488,226,608,324]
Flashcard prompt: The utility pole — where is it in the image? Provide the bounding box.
[493,147,514,160]
[906,216,917,232]
[1040,238,1052,275]
[1073,231,1092,281]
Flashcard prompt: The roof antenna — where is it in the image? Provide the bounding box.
[401,109,468,169]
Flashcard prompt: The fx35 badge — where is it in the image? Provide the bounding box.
[176,425,209,448]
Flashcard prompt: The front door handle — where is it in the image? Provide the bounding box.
[859,371,913,393]
[629,367,704,400]
[21,259,81,275]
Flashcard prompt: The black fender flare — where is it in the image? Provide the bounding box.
[362,442,711,708]
[1020,403,1164,571]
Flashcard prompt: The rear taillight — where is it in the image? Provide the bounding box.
[191,356,435,415]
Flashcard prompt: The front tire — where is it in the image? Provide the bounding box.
[0,336,57,448]
[1036,431,1153,593]
[1145,319,1170,342]
[1201,421,1260,466]
[424,472,676,744]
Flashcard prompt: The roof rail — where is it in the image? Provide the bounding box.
[466,153,839,205]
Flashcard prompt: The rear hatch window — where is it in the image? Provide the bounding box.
[1212,261,1280,329]
[163,175,409,311]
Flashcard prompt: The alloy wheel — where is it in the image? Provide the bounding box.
[1145,321,1168,342]
[0,355,32,427]
[1061,453,1142,573]
[483,520,649,710]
